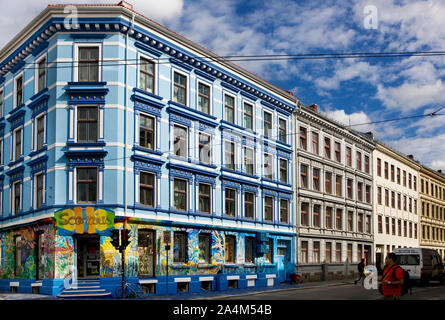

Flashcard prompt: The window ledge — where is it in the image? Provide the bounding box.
[132,145,163,156]
[66,141,106,147]
[224,264,238,268]
[29,145,48,157]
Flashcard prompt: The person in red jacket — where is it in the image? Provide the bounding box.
[380,252,404,300]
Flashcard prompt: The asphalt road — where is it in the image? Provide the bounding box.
[213,281,445,300]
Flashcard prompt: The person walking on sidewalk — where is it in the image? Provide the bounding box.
[354,259,365,285]
[380,253,404,300]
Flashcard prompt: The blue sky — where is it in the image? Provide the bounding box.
[2,0,445,169]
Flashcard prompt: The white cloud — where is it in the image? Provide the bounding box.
[322,109,375,133]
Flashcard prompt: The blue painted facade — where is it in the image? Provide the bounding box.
[0,4,297,296]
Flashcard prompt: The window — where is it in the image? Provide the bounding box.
[357,245,362,262]
[300,164,308,188]
[313,168,320,191]
[225,188,236,217]
[325,172,332,194]
[334,142,341,162]
[300,202,309,226]
[385,189,389,206]
[377,158,381,176]
[13,181,21,215]
[313,242,320,263]
[174,125,188,158]
[14,128,22,161]
[384,162,389,179]
[347,211,353,231]
[392,218,396,235]
[77,106,98,142]
[199,234,211,264]
[313,204,321,227]
[386,217,390,235]
[244,192,255,219]
[398,219,402,236]
[335,175,342,196]
[391,165,395,182]
[326,207,332,229]
[336,243,342,263]
[358,213,363,233]
[173,232,187,263]
[403,195,407,211]
[15,236,22,276]
[312,132,319,155]
[336,209,343,230]
[346,147,352,167]
[37,57,46,92]
[244,103,253,130]
[224,141,235,170]
[244,147,254,175]
[301,241,308,264]
[356,151,362,171]
[263,111,272,137]
[245,237,254,264]
[264,196,274,222]
[391,191,395,208]
[77,167,97,203]
[0,89,3,117]
[173,178,187,211]
[225,235,236,264]
[365,155,370,174]
[15,75,23,107]
[199,133,211,165]
[280,199,289,224]
[408,173,412,189]
[278,118,287,143]
[366,215,371,233]
[325,242,332,263]
[36,115,45,151]
[378,215,383,233]
[366,185,371,203]
[300,127,307,150]
[139,114,155,150]
[347,244,353,263]
[264,153,273,180]
[347,179,353,199]
[404,221,407,238]
[414,176,417,191]
[357,182,363,201]
[140,171,155,207]
[197,82,210,114]
[403,171,407,187]
[397,168,401,184]
[224,94,235,124]
[279,159,288,184]
[139,57,154,93]
[78,47,99,82]
[199,183,211,214]
[266,238,273,263]
[34,173,44,209]
[377,186,382,205]
[324,137,331,159]
[173,72,187,105]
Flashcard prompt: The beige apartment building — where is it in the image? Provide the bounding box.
[373,142,420,271]
[419,166,445,259]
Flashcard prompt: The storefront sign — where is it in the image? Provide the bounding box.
[54,207,115,236]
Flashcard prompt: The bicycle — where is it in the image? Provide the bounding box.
[115,280,149,299]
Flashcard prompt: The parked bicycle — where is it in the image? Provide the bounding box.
[115,280,149,299]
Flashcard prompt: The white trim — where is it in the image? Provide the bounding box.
[9,282,19,287]
[223,91,237,124]
[73,43,102,82]
[171,68,189,107]
[174,277,191,283]
[137,51,157,95]
[245,275,257,280]
[243,100,255,131]
[227,275,240,280]
[139,279,158,284]
[199,276,214,282]
[34,53,47,94]
[13,71,24,108]
[196,79,212,116]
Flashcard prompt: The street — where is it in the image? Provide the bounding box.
[209,281,445,300]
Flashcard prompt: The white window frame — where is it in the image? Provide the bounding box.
[138,170,156,208]
[75,166,98,204]
[198,182,212,214]
[263,152,274,180]
[263,109,273,138]
[0,138,3,166]
[73,43,102,82]
[34,113,46,151]
[196,79,212,115]
[223,92,237,124]
[244,191,255,220]
[264,195,274,222]
[279,157,288,184]
[172,68,189,106]
[198,131,212,165]
[138,112,156,151]
[172,123,188,159]
[243,146,255,176]
[13,72,24,108]
[224,187,237,217]
[12,181,21,215]
[223,139,236,171]
[34,53,47,94]
[243,100,254,131]
[12,126,23,162]
[173,177,188,212]
[75,104,99,143]
[278,116,288,144]
[34,171,45,209]
[137,52,157,95]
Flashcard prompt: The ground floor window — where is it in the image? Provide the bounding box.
[199,234,211,264]
[138,230,155,277]
[225,235,236,264]
[301,241,308,264]
[265,238,273,263]
[173,232,187,263]
[245,237,254,264]
[14,235,22,276]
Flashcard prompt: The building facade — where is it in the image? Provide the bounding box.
[294,104,375,281]
[419,166,445,259]
[0,2,297,296]
[373,143,420,270]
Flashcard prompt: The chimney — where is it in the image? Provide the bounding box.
[407,155,414,160]
[366,131,374,139]
[308,104,318,112]
[118,1,133,10]
[284,90,293,96]
[439,170,443,174]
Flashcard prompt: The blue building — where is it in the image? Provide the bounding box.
[0,2,297,296]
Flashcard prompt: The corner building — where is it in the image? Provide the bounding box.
[373,143,420,270]
[0,2,297,296]
[294,104,375,281]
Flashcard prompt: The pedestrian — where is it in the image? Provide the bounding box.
[354,258,365,285]
[380,252,404,300]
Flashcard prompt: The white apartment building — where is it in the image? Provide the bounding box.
[294,104,375,280]
[373,142,420,270]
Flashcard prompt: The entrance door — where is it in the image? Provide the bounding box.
[36,232,45,280]
[277,247,287,283]
[76,235,100,278]
[138,229,156,277]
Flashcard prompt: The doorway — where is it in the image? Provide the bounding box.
[75,235,101,278]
